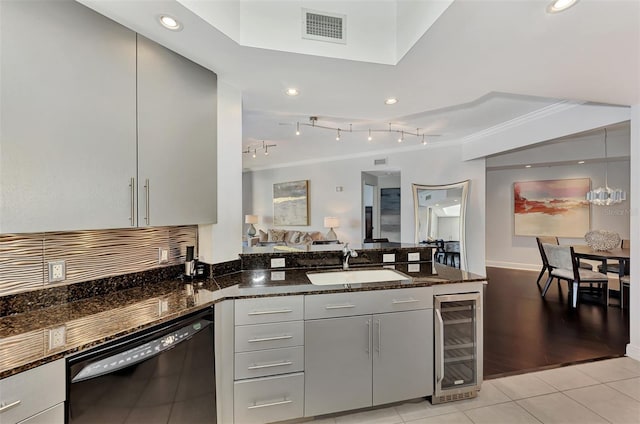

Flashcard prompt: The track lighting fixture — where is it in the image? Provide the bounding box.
[243,140,276,158]
[295,116,438,145]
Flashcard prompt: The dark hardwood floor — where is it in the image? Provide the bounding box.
[483,266,630,379]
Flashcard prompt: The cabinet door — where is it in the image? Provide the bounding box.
[373,309,433,405]
[137,35,217,227]
[0,0,137,232]
[304,316,372,417]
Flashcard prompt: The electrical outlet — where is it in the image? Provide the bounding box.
[383,254,396,263]
[158,248,169,264]
[47,260,66,283]
[48,325,66,350]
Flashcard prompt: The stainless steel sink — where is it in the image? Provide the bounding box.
[306,269,411,286]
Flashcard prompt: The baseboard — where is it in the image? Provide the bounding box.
[485,260,540,271]
[626,343,640,361]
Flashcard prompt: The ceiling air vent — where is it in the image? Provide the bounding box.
[302,9,346,44]
[374,158,387,166]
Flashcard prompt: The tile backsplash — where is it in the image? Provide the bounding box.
[0,226,197,296]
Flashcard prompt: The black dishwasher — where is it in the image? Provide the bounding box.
[67,307,215,424]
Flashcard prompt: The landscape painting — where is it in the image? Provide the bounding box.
[514,178,590,237]
[273,180,309,226]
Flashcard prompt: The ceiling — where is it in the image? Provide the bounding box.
[79,0,640,170]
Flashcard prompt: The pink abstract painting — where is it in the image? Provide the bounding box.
[514,178,590,237]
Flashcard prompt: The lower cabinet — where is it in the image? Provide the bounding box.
[0,359,65,424]
[305,309,433,417]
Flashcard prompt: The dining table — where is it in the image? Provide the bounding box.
[572,245,630,278]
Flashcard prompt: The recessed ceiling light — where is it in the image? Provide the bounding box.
[578,160,585,164]
[159,15,182,31]
[525,165,532,168]
[546,0,579,14]
[286,88,299,96]
[385,98,398,105]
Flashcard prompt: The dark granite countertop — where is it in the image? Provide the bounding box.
[0,263,485,379]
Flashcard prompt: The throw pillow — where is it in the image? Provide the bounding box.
[258,229,268,242]
[310,231,324,241]
[301,232,314,245]
[288,231,301,244]
[268,229,287,242]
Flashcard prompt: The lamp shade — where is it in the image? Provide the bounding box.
[324,217,339,228]
[245,214,258,224]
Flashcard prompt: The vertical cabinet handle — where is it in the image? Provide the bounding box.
[435,309,445,383]
[129,177,135,226]
[366,319,371,359]
[376,319,381,356]
[144,178,150,225]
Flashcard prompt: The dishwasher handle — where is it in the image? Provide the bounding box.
[71,319,211,383]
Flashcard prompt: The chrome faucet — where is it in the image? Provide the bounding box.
[342,243,358,270]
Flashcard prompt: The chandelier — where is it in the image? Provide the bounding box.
[586,128,627,206]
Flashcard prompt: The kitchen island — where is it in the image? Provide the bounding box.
[0,245,485,424]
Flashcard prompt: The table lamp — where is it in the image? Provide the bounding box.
[324,216,339,241]
[245,215,258,238]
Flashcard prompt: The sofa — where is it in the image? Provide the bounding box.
[250,228,328,247]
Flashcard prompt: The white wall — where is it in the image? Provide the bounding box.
[198,81,243,264]
[628,104,640,361]
[437,216,460,241]
[486,161,630,270]
[243,143,486,275]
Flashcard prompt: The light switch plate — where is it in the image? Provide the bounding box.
[271,258,286,268]
[158,298,169,315]
[408,252,420,261]
[158,248,169,264]
[383,254,395,263]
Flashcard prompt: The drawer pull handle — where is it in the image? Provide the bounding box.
[325,304,356,310]
[392,299,420,304]
[0,400,21,413]
[247,361,293,370]
[247,399,292,410]
[248,335,293,343]
[247,309,293,316]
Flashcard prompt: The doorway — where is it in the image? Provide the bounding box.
[361,171,401,242]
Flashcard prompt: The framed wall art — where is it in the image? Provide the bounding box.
[273,180,309,226]
[514,178,590,237]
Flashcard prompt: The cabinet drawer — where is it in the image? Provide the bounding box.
[18,403,64,424]
[235,296,303,325]
[235,346,304,380]
[304,291,379,319]
[374,287,433,313]
[234,373,304,424]
[235,321,303,352]
[0,360,64,424]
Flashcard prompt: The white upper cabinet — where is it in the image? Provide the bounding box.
[137,35,217,227]
[0,0,137,233]
[0,1,217,233]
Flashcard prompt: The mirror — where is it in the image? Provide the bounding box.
[412,180,470,270]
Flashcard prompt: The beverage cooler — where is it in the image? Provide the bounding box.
[433,292,482,404]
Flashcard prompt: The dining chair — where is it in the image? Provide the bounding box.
[536,236,592,286]
[444,241,460,268]
[541,243,609,308]
[620,275,630,309]
[434,239,446,265]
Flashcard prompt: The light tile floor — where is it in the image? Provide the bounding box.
[309,357,640,424]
